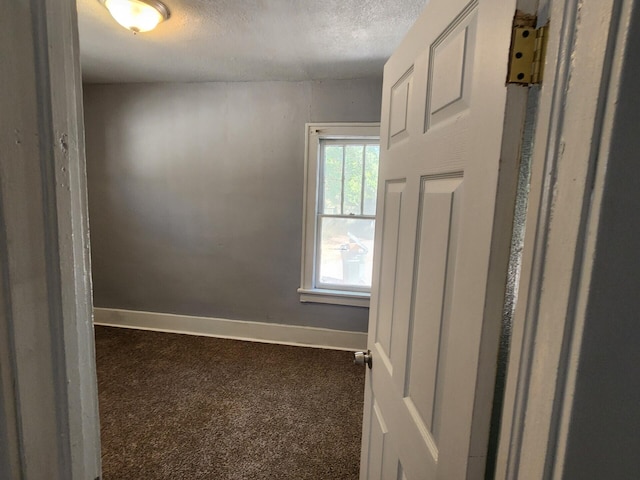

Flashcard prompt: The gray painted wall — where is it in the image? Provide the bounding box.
[561,3,640,478]
[83,79,382,332]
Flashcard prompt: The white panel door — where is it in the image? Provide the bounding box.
[360,0,519,478]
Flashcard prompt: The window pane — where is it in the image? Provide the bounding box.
[318,217,375,288]
[363,145,380,215]
[343,145,364,215]
[322,145,343,214]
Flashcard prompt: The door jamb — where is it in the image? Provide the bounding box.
[0,0,101,478]
[495,0,629,478]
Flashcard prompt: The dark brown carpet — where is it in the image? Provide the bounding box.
[95,326,365,479]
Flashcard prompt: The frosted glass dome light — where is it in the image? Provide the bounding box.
[100,0,170,33]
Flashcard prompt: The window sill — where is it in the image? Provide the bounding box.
[297,288,370,308]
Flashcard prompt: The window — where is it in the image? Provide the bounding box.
[299,123,380,307]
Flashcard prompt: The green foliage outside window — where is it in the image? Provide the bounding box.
[322,143,379,215]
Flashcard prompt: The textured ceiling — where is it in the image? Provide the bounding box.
[77,0,427,83]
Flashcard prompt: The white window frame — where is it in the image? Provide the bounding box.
[298,123,380,308]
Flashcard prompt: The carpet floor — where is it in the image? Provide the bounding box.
[95,326,366,479]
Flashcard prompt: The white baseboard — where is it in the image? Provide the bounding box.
[93,308,367,351]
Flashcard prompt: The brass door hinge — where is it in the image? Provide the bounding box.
[507,23,549,85]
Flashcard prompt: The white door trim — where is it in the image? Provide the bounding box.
[0,1,101,478]
[496,0,631,478]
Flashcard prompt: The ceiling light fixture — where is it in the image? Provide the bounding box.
[99,0,170,33]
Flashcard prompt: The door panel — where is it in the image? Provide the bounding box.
[374,180,406,370]
[426,6,477,130]
[360,0,519,477]
[368,401,388,480]
[406,175,463,442]
[389,70,414,145]
[365,400,407,480]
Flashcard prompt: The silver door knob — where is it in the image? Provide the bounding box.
[354,350,372,369]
